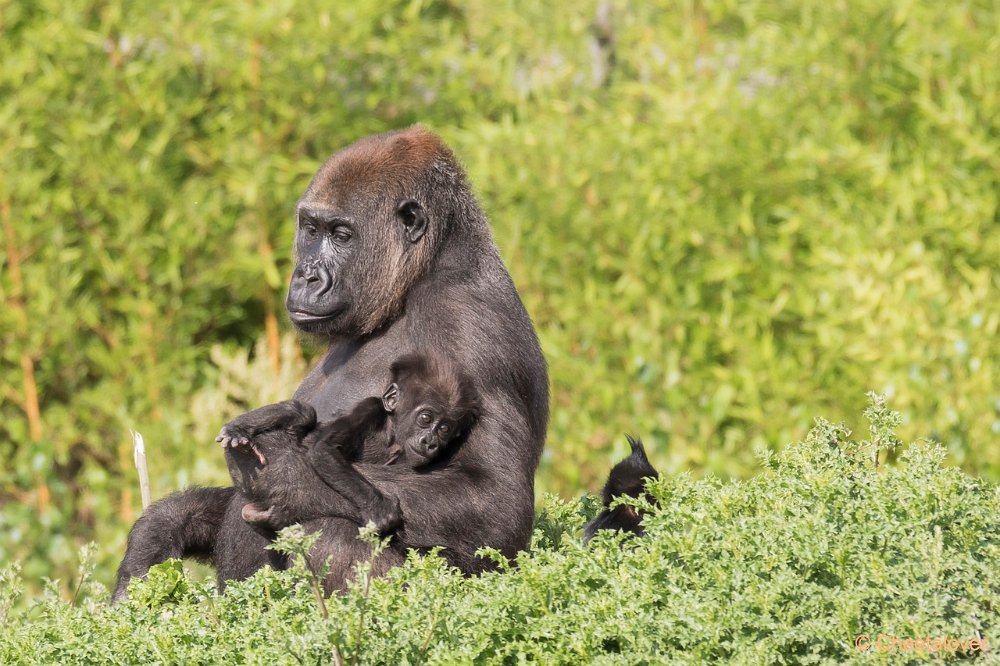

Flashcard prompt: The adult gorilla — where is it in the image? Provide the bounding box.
[115,126,548,594]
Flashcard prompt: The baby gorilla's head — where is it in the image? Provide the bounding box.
[381,355,479,466]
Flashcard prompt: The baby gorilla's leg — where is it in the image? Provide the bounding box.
[241,448,402,535]
[217,400,318,463]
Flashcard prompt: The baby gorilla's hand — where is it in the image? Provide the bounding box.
[363,494,403,535]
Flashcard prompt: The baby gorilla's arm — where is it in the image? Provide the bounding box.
[242,450,402,535]
[309,397,402,533]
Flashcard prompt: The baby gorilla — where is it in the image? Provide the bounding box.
[219,353,480,536]
[114,356,479,600]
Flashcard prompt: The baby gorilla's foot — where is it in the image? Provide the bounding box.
[241,502,276,525]
[215,423,250,449]
[216,424,267,465]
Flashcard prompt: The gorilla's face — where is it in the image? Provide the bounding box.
[286,133,434,338]
[285,203,357,334]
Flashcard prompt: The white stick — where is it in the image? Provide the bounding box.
[131,430,151,509]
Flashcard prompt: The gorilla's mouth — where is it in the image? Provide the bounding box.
[403,443,433,466]
[287,304,346,324]
[288,309,334,323]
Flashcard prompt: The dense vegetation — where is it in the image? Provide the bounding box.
[2,400,998,663]
[2,0,999,608]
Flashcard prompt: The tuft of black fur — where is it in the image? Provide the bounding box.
[584,435,659,542]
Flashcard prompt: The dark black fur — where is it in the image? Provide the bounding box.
[226,353,480,537]
[113,126,548,597]
[220,397,401,535]
[583,435,659,541]
[113,485,288,599]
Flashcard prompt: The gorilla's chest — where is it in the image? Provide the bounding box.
[294,326,414,420]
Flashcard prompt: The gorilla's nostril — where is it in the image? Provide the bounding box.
[296,260,324,286]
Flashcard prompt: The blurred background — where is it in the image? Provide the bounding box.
[2,0,998,595]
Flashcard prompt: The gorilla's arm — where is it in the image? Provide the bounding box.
[282,457,519,592]
[351,456,525,572]
[306,399,401,526]
[259,416,521,571]
[309,396,386,460]
[341,411,531,571]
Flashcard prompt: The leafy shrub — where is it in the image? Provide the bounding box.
[1,401,997,663]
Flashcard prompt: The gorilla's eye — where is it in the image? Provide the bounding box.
[418,411,433,427]
[302,223,318,238]
[438,422,451,436]
[332,227,353,244]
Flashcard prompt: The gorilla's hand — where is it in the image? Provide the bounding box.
[362,493,402,535]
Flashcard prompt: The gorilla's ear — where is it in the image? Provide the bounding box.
[458,410,478,438]
[396,199,427,243]
[382,383,400,413]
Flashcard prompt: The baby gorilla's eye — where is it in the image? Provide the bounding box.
[418,411,433,427]
[438,422,451,436]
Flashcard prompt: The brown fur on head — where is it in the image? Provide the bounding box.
[294,126,467,337]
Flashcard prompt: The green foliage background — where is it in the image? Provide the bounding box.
[2,0,999,595]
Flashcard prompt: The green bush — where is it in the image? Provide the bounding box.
[1,401,997,663]
[2,0,999,596]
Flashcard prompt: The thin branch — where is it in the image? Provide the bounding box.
[131,430,151,509]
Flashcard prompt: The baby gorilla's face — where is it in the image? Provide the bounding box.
[396,403,459,465]
[380,358,480,467]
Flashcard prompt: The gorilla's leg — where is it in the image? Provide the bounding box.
[113,486,233,601]
[301,517,406,594]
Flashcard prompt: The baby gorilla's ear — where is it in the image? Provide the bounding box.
[458,410,478,438]
[382,383,400,413]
